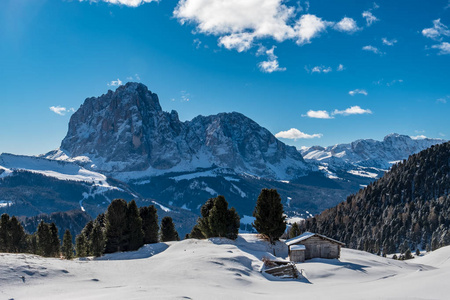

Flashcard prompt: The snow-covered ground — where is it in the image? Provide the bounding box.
[1,234,449,299]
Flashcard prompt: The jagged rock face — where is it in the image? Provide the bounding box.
[60,82,307,179]
[301,133,446,170]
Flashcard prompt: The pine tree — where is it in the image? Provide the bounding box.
[62,229,73,259]
[37,221,52,257]
[140,205,159,244]
[75,233,88,257]
[125,200,144,251]
[104,199,128,253]
[90,222,105,257]
[189,224,205,239]
[160,217,179,242]
[9,216,27,253]
[208,196,229,237]
[289,222,301,239]
[0,213,11,252]
[253,189,286,244]
[49,223,60,257]
[195,196,239,240]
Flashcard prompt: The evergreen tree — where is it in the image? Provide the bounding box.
[208,196,230,238]
[62,229,73,259]
[160,216,179,242]
[139,205,159,244]
[0,214,11,252]
[90,222,105,257]
[104,199,128,253]
[125,200,144,251]
[75,233,88,257]
[81,220,94,255]
[289,222,301,239]
[37,221,52,257]
[253,189,286,244]
[195,196,239,240]
[189,224,205,239]
[49,223,60,257]
[9,216,27,253]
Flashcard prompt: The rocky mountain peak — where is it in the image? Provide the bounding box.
[56,83,308,179]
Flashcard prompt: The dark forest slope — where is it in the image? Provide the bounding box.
[301,142,450,254]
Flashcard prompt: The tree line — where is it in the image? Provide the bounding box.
[0,188,289,258]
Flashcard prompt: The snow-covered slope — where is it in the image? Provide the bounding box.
[0,153,112,188]
[2,235,450,300]
[301,133,446,179]
[51,82,309,180]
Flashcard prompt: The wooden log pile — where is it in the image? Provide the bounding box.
[262,259,300,279]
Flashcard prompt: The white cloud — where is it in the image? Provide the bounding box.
[303,110,334,119]
[308,65,332,73]
[337,64,345,71]
[275,128,322,140]
[422,19,450,41]
[294,14,333,45]
[382,38,397,46]
[411,135,427,140]
[334,17,360,33]
[108,79,123,86]
[80,0,158,7]
[50,106,75,116]
[258,46,286,73]
[349,89,368,96]
[333,106,372,116]
[362,45,383,55]
[431,42,450,55]
[362,11,378,26]
[439,132,446,137]
[446,1,450,9]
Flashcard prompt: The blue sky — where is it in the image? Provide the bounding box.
[0,0,449,155]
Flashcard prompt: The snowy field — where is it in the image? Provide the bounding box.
[1,234,449,300]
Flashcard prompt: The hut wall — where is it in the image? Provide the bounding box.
[289,250,305,262]
[299,236,340,259]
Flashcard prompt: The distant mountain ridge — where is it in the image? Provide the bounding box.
[49,82,309,180]
[300,133,446,180]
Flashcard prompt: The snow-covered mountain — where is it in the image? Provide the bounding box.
[301,133,446,179]
[49,82,309,180]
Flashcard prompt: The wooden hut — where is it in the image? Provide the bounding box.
[286,232,345,262]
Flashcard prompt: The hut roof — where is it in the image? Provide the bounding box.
[290,245,306,250]
[286,231,345,246]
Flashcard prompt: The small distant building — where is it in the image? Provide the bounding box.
[286,232,345,262]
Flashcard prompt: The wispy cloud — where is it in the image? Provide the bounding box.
[258,46,286,73]
[337,64,345,71]
[108,79,123,87]
[411,135,427,140]
[79,0,158,7]
[437,96,449,104]
[362,11,378,26]
[50,106,75,116]
[333,106,372,116]
[422,19,450,41]
[375,79,403,86]
[302,110,334,119]
[305,64,344,73]
[275,128,322,140]
[349,89,368,96]
[334,17,360,33]
[362,45,384,55]
[382,38,397,46]
[431,42,450,55]
[126,74,141,81]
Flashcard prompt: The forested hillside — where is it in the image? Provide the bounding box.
[301,142,450,254]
